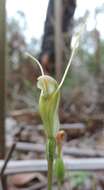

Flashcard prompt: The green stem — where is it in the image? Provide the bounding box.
[48,159,53,190]
[46,138,55,190]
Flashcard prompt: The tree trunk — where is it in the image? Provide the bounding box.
[0,0,6,159]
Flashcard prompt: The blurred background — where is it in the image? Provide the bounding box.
[0,0,104,189]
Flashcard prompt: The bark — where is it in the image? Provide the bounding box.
[0,0,6,159]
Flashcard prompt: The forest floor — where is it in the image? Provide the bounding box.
[5,107,104,190]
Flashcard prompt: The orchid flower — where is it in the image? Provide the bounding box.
[26,14,87,190]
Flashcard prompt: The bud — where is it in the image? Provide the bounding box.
[56,130,65,145]
[54,157,65,183]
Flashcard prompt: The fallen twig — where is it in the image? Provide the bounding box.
[7,142,104,157]
[0,158,104,175]
[0,142,16,176]
[0,142,16,190]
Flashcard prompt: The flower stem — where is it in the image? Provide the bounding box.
[47,138,55,190]
[48,158,53,190]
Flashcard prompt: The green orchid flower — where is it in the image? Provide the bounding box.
[26,32,82,189]
[37,75,60,138]
[26,15,88,190]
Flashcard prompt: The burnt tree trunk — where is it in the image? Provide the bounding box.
[40,0,76,77]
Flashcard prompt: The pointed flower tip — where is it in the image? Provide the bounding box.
[25,52,44,76]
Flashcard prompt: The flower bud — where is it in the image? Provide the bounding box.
[54,158,65,183]
[56,130,65,145]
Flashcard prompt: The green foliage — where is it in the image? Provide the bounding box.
[68,171,90,188]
